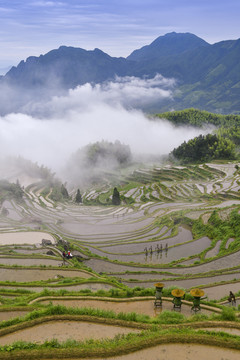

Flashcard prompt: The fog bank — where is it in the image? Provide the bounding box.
[0,75,208,173]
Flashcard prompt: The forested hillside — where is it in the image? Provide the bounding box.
[155,108,240,127]
[165,109,240,163]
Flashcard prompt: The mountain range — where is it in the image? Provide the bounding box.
[2,32,240,114]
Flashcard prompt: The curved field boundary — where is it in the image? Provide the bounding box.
[28,295,222,313]
[84,248,240,274]
[0,325,240,359]
[0,315,150,337]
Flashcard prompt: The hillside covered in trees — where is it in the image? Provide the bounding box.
[164,109,240,163]
[155,108,240,128]
[171,134,236,163]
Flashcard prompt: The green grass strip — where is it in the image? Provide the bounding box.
[0,327,240,359]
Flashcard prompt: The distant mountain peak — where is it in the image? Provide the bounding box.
[127,32,209,61]
[1,32,240,115]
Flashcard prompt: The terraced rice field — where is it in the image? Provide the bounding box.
[75,344,240,360]
[0,320,141,345]
[0,162,240,358]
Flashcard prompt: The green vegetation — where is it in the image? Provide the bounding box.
[1,326,240,359]
[112,187,121,205]
[2,114,240,358]
[75,189,82,203]
[0,180,23,205]
[171,134,236,163]
[193,208,240,247]
[155,108,240,128]
[0,305,239,358]
[49,182,69,202]
[71,140,132,169]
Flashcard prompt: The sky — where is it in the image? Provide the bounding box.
[0,0,240,71]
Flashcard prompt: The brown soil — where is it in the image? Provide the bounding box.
[0,311,29,321]
[0,268,92,282]
[39,299,213,317]
[0,232,55,245]
[49,344,240,360]
[0,320,140,345]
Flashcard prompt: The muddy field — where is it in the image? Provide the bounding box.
[74,344,240,360]
[0,320,140,345]
[38,298,214,317]
[1,163,240,359]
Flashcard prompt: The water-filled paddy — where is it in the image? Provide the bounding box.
[60,217,154,236]
[78,344,240,360]
[205,240,221,258]
[1,201,22,221]
[0,231,56,245]
[0,282,115,293]
[85,249,240,276]
[0,311,29,321]
[203,282,240,300]
[87,236,211,265]
[38,298,213,317]
[0,258,61,266]
[0,321,140,345]
[131,271,240,290]
[0,268,93,282]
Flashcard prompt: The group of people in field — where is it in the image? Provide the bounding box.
[144,243,168,256]
[62,250,73,259]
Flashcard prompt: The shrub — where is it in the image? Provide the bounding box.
[153,310,185,324]
[219,306,236,321]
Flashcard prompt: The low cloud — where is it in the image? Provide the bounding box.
[22,74,176,117]
[0,75,207,178]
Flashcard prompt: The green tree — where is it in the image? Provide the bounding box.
[112,187,120,205]
[75,189,82,203]
[61,184,69,199]
[171,133,235,163]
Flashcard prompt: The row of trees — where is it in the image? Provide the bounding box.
[48,184,121,206]
[155,108,240,128]
[50,184,83,204]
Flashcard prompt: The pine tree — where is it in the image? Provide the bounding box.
[61,184,69,199]
[75,189,82,203]
[112,187,120,205]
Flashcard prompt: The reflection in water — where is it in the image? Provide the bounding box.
[154,306,163,317]
[144,244,169,263]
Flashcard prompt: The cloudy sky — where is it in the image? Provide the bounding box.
[0,0,239,70]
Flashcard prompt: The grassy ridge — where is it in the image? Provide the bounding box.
[154,108,240,127]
